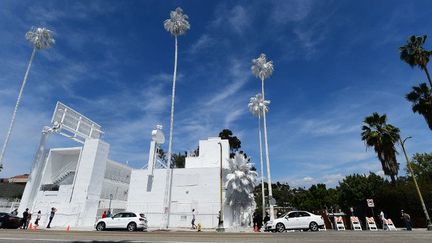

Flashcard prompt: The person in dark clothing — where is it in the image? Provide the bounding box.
[21,208,29,229]
[22,208,29,229]
[401,210,412,231]
[263,212,270,224]
[46,207,56,228]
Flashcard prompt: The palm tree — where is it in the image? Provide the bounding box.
[400,35,432,87]
[251,53,275,220]
[248,93,270,220]
[161,7,190,229]
[361,113,401,183]
[0,27,54,172]
[225,152,257,226]
[406,83,432,130]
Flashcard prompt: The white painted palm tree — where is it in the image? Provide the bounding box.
[0,27,54,172]
[248,93,270,220]
[251,53,275,221]
[162,7,190,229]
[225,152,257,226]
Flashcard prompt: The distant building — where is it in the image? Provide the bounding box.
[8,174,29,184]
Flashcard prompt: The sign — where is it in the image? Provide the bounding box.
[269,197,276,206]
[366,217,378,231]
[366,199,374,208]
[51,102,103,143]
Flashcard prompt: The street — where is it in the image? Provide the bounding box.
[0,229,431,243]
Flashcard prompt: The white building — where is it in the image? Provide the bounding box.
[17,102,233,229]
[127,137,232,228]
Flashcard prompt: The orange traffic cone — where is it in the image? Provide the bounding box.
[66,225,71,231]
[33,225,38,231]
[28,223,33,230]
[254,224,259,232]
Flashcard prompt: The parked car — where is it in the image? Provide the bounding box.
[95,212,147,232]
[0,212,22,229]
[265,211,325,232]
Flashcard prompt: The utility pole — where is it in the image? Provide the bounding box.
[400,137,432,231]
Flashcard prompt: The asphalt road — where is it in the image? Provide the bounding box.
[0,229,431,243]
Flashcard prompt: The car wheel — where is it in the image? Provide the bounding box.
[96,222,106,231]
[127,222,137,232]
[309,221,319,232]
[276,223,285,233]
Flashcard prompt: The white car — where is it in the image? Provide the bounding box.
[95,212,147,231]
[265,211,325,232]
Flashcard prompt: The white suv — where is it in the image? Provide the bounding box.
[95,212,147,231]
[265,211,325,232]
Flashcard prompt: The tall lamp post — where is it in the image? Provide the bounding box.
[400,136,432,230]
[0,27,54,172]
[216,142,225,232]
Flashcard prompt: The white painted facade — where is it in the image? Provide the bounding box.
[18,135,233,229]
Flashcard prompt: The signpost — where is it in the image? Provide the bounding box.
[366,199,375,219]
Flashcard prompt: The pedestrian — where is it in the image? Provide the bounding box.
[21,208,29,229]
[102,211,107,219]
[191,209,196,229]
[26,213,32,228]
[34,210,41,226]
[257,212,263,231]
[401,210,412,231]
[107,210,112,217]
[46,207,57,228]
[263,212,270,224]
[11,208,18,216]
[379,210,386,230]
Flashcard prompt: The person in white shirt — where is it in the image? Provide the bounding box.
[191,209,196,229]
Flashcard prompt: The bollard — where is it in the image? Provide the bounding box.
[197,223,201,232]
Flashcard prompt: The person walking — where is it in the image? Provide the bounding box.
[46,207,56,228]
[401,210,412,231]
[102,211,107,219]
[21,208,29,229]
[191,209,196,229]
[379,210,386,230]
[34,210,41,227]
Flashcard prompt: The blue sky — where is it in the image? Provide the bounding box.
[1,0,432,187]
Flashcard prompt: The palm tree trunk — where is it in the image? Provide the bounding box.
[390,174,396,184]
[258,115,266,221]
[261,77,274,221]
[162,36,178,229]
[423,66,432,88]
[0,47,36,171]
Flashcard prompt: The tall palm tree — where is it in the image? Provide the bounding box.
[406,83,432,130]
[361,113,401,183]
[0,27,54,172]
[161,7,190,229]
[251,53,275,220]
[225,152,257,226]
[248,93,270,220]
[400,35,432,87]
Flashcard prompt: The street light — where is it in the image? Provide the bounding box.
[216,142,225,232]
[400,136,432,231]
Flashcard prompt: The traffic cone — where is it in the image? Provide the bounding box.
[66,225,70,231]
[33,225,38,231]
[28,223,33,230]
[254,224,259,232]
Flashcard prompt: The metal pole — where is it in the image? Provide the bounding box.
[109,194,113,214]
[400,137,432,230]
[216,142,225,232]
